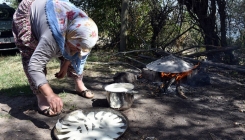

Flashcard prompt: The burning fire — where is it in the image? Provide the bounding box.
[160,63,199,81]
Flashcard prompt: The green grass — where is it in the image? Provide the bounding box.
[0,113,12,119]
[0,50,113,96]
[58,91,68,99]
[0,53,31,96]
[88,49,115,62]
[0,53,61,96]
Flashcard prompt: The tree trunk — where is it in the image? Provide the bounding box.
[217,0,236,64]
[178,0,233,62]
[149,0,170,49]
[119,0,129,52]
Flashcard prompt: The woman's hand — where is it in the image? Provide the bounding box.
[55,60,71,79]
[46,94,63,114]
[39,84,63,114]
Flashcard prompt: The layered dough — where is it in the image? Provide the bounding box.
[56,110,126,140]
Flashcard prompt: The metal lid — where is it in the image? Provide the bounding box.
[146,55,193,73]
[104,83,134,92]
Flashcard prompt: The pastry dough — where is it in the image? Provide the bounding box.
[56,110,126,140]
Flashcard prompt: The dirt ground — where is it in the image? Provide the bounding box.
[0,63,245,140]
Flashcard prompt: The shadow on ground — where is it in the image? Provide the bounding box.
[1,67,245,139]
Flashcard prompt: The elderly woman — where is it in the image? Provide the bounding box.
[12,0,98,117]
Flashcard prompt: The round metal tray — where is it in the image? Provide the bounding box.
[53,108,128,140]
[146,55,194,73]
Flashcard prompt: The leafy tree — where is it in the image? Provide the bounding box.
[178,0,236,63]
[127,0,152,50]
[3,0,19,9]
[147,0,177,49]
[70,0,122,49]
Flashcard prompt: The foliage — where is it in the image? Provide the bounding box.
[70,0,242,54]
[2,0,18,9]
[227,0,245,48]
[5,0,245,64]
[70,0,122,48]
[127,0,152,50]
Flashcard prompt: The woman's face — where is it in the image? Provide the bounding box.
[66,41,81,53]
[65,40,91,56]
[65,40,81,56]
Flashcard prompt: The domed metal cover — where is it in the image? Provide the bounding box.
[146,55,194,73]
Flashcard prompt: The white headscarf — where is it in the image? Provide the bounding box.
[66,16,98,58]
[46,0,98,74]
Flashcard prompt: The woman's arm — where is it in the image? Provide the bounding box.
[55,59,71,79]
[28,37,63,114]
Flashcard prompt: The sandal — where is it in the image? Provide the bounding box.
[37,107,60,117]
[76,90,94,99]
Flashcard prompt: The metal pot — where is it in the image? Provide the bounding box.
[104,83,137,110]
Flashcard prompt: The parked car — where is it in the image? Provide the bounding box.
[0,3,17,51]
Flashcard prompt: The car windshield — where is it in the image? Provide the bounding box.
[0,4,15,31]
[0,4,15,20]
[0,9,13,20]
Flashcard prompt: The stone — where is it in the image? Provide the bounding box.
[113,72,137,83]
[141,68,162,82]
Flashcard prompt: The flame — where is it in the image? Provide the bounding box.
[161,63,199,81]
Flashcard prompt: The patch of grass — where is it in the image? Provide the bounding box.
[0,53,32,96]
[0,53,61,96]
[0,113,12,119]
[69,104,78,111]
[62,101,78,112]
[0,50,119,96]
[88,50,114,62]
[58,91,68,99]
